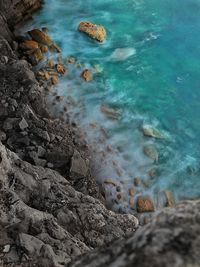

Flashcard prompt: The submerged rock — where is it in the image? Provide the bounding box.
[78,22,106,42]
[136,196,155,213]
[143,144,159,162]
[109,47,136,61]
[100,105,121,120]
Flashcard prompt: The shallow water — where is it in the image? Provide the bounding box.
[23,0,200,213]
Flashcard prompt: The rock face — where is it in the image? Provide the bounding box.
[69,200,200,267]
[78,22,106,42]
[0,1,200,267]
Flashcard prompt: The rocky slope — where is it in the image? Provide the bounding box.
[0,1,199,267]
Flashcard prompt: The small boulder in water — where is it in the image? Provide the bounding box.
[81,69,93,82]
[56,63,66,75]
[78,22,106,42]
[143,145,159,162]
[136,196,155,213]
[142,124,164,139]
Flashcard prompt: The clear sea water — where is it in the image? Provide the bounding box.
[23,0,200,213]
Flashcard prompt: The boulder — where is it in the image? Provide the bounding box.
[28,29,53,46]
[136,196,155,213]
[78,22,106,42]
[142,124,164,139]
[20,40,39,50]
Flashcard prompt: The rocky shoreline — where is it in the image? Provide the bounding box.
[0,1,200,266]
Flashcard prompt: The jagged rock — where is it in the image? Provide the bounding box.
[56,63,66,74]
[0,142,138,266]
[78,22,106,42]
[69,200,200,267]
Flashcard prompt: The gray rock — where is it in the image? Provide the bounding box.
[70,150,89,177]
[19,117,29,130]
[69,200,200,267]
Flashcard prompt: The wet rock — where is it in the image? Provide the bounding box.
[70,150,89,177]
[28,29,53,46]
[56,63,66,74]
[29,48,44,65]
[142,124,164,139]
[28,28,61,53]
[81,69,93,82]
[19,117,28,130]
[20,40,39,50]
[143,145,159,162]
[78,22,106,42]
[136,196,155,213]
[39,44,48,53]
[51,75,59,85]
[100,105,121,120]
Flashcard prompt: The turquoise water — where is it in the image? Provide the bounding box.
[23,0,200,212]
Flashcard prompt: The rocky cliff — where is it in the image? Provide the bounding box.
[0,1,199,267]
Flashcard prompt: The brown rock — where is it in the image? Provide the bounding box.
[81,69,93,82]
[78,22,106,42]
[51,75,59,85]
[56,63,66,74]
[20,40,39,50]
[39,44,48,53]
[137,196,155,213]
[31,48,44,64]
[28,29,53,46]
